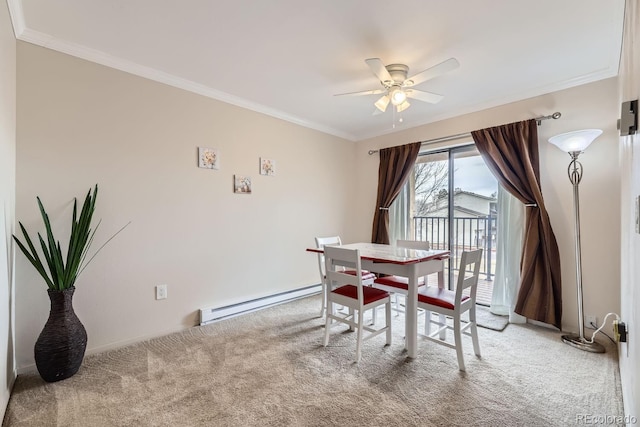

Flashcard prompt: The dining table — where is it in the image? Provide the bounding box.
[307,242,450,358]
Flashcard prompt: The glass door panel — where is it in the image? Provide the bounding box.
[452,146,498,305]
[411,151,450,289]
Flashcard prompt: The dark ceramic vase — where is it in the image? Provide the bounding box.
[34,287,87,382]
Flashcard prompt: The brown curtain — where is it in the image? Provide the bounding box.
[471,120,562,329]
[371,142,421,244]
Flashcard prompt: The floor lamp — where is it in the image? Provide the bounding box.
[548,129,605,353]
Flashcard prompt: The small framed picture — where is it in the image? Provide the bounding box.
[234,175,252,194]
[260,158,276,176]
[198,147,219,170]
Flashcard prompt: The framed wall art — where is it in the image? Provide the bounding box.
[198,147,219,169]
[260,158,276,176]
[234,175,252,194]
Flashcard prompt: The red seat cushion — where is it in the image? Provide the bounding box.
[332,285,389,305]
[344,270,376,281]
[417,286,469,310]
[374,275,425,291]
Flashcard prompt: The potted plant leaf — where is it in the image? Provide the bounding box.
[13,184,126,382]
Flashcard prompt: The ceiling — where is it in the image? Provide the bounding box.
[8,0,626,141]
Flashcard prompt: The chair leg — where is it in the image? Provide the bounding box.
[356,309,364,363]
[424,310,432,335]
[453,315,465,372]
[323,302,332,347]
[394,294,400,316]
[320,281,326,318]
[349,308,355,331]
[439,314,447,340]
[385,301,392,345]
[371,305,377,325]
[469,306,481,357]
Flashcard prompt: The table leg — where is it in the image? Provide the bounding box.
[405,265,418,358]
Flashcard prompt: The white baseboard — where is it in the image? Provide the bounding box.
[199,284,321,326]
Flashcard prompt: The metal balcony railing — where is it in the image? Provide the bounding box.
[413,216,497,280]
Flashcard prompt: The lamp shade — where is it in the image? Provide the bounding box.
[548,129,602,153]
[374,95,390,112]
[396,100,410,113]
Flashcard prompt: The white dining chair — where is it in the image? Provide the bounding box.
[314,236,376,318]
[372,240,430,315]
[323,245,392,362]
[418,248,483,371]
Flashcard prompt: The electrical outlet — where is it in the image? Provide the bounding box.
[614,320,628,343]
[586,315,597,329]
[156,284,168,300]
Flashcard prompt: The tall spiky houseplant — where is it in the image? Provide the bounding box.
[14,185,100,291]
[13,185,113,382]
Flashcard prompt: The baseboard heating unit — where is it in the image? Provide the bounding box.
[199,284,321,326]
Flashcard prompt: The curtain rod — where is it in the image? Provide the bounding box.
[367,111,561,155]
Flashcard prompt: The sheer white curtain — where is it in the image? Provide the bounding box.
[490,185,526,323]
[389,183,409,245]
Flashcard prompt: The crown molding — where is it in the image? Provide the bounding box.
[6,0,25,38]
[15,27,356,142]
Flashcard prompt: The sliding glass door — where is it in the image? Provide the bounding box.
[391,143,498,304]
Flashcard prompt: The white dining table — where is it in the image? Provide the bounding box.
[307,242,449,358]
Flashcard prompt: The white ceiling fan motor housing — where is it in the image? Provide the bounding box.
[385,64,409,85]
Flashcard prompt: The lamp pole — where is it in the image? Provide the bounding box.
[549,129,604,353]
[560,151,605,353]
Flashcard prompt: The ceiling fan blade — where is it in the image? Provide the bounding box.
[404,58,459,87]
[334,88,386,97]
[365,58,392,83]
[405,89,444,104]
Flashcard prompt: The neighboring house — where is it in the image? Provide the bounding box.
[428,188,497,217]
[417,189,497,249]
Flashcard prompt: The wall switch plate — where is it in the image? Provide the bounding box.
[156,284,168,300]
[585,315,597,329]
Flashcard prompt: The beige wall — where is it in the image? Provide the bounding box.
[618,0,639,419]
[0,0,16,418]
[355,78,621,336]
[15,42,356,370]
[13,29,632,412]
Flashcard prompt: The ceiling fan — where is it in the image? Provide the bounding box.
[335,57,459,114]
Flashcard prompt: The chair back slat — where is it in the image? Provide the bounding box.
[315,236,342,248]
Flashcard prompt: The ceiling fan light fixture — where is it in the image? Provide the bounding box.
[374,95,390,112]
[396,100,411,113]
[389,87,407,105]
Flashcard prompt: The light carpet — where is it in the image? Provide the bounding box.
[3,295,623,426]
